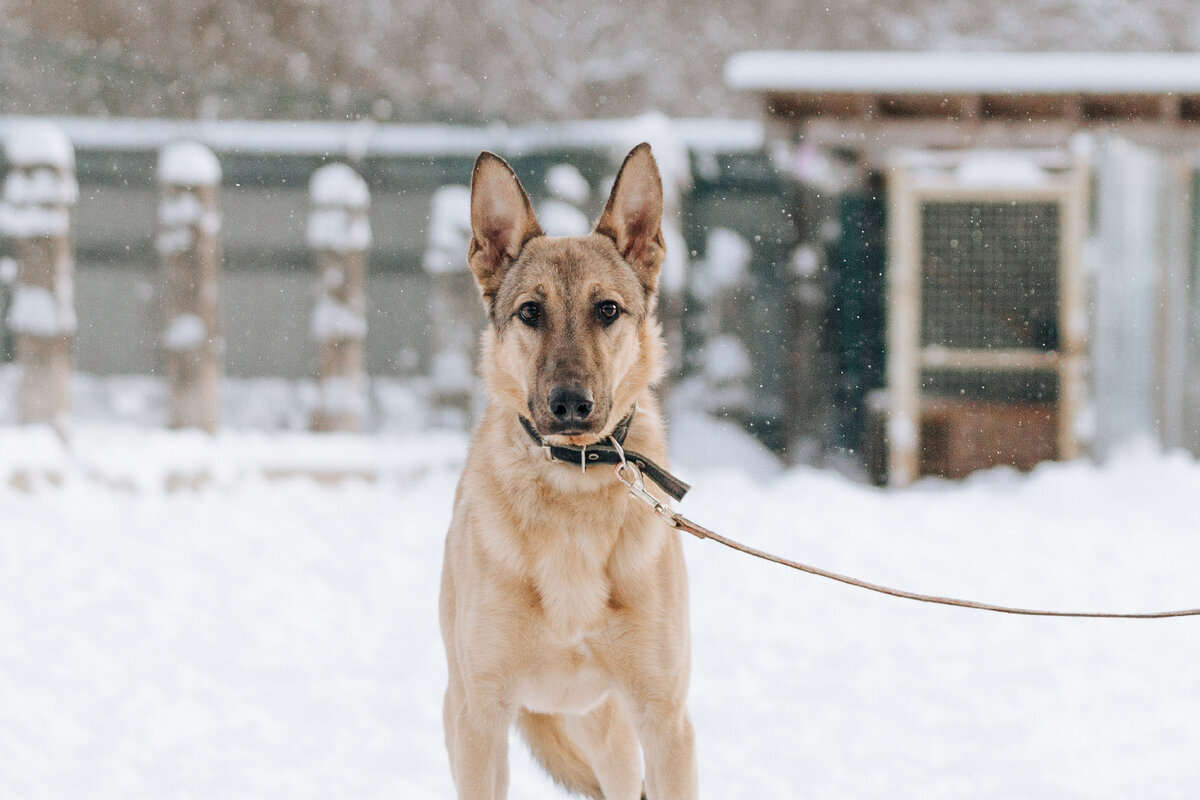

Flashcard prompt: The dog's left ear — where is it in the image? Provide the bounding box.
[595,143,665,295]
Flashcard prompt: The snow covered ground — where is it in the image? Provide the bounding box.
[2,376,1199,799]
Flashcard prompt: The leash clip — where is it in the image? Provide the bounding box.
[610,436,679,527]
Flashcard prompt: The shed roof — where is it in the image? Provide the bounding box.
[726,51,1200,96]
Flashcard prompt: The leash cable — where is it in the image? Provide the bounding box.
[669,512,1200,619]
[608,445,1200,620]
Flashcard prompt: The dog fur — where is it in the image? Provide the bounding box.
[439,144,697,799]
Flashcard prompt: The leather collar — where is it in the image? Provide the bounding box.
[518,406,690,502]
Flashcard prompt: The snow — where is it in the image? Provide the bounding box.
[692,227,751,299]
[309,295,367,342]
[316,376,367,415]
[615,111,691,194]
[789,244,820,278]
[422,185,472,275]
[309,163,370,209]
[659,223,688,297]
[0,257,17,285]
[430,349,475,393]
[306,208,372,252]
[955,151,1050,188]
[0,393,1198,798]
[1,162,77,239]
[3,119,74,170]
[0,117,763,160]
[0,204,71,238]
[725,50,1200,95]
[158,141,222,187]
[544,164,589,205]
[536,199,590,237]
[162,314,208,352]
[158,191,204,227]
[155,190,220,256]
[700,334,752,384]
[888,415,919,452]
[7,284,76,336]
[3,167,79,206]
[155,227,193,256]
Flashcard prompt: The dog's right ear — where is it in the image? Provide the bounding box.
[468,152,543,306]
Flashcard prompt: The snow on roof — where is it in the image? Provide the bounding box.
[0,115,763,159]
[308,163,369,208]
[4,119,74,169]
[158,141,221,187]
[725,51,1200,95]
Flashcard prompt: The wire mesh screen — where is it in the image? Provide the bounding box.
[921,368,1059,403]
[919,200,1060,351]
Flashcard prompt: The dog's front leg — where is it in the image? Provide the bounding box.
[635,698,697,800]
[445,683,512,799]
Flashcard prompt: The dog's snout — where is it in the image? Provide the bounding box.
[548,386,594,427]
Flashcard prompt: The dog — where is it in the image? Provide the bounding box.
[439,143,697,799]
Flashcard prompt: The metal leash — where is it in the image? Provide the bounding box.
[609,438,1200,620]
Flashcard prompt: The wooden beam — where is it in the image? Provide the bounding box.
[1057,153,1089,460]
[919,348,1060,371]
[885,166,921,487]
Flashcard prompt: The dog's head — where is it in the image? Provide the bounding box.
[467,143,667,445]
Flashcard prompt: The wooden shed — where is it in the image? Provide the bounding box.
[726,52,1200,483]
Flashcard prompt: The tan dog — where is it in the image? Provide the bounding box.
[439,144,697,800]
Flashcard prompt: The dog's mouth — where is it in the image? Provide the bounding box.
[529,417,607,446]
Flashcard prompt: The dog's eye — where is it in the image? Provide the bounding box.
[517,302,541,327]
[597,301,620,323]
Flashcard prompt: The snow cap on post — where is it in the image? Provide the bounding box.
[309,162,370,209]
[1,121,78,238]
[423,184,472,274]
[5,120,75,171]
[158,141,222,188]
[307,163,372,252]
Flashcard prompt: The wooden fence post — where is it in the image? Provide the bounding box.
[691,227,755,422]
[157,141,223,433]
[0,120,78,433]
[423,184,476,428]
[307,163,370,432]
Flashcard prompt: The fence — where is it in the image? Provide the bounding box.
[0,116,777,440]
[4,118,1194,470]
[0,122,382,434]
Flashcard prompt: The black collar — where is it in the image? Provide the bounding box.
[518,406,690,502]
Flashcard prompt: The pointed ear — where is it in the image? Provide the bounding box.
[468,151,543,304]
[595,143,665,294]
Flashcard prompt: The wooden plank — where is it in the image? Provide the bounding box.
[900,180,1075,203]
[919,348,1060,371]
[1153,156,1194,450]
[3,123,78,433]
[307,164,371,433]
[801,117,1081,156]
[158,143,223,433]
[1187,166,1200,457]
[885,165,920,486]
[1057,151,1089,460]
[978,93,1080,122]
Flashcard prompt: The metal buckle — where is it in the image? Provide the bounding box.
[609,436,679,527]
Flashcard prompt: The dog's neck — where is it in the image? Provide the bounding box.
[515,404,690,503]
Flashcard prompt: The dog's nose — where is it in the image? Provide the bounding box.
[548,386,594,427]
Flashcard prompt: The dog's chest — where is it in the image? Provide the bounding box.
[529,521,616,635]
[507,482,628,633]
[514,638,611,715]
